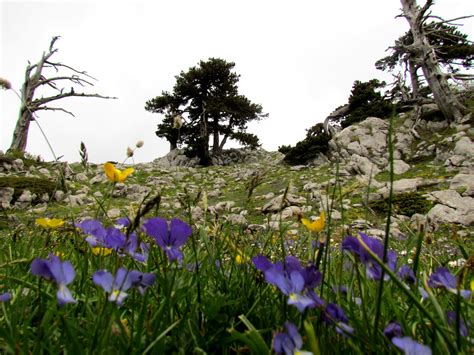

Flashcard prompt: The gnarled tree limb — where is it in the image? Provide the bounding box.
[8,36,117,152]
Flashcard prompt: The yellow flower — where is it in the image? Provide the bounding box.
[471,279,474,292]
[301,211,325,233]
[91,247,112,256]
[235,254,249,265]
[35,218,65,229]
[104,162,134,183]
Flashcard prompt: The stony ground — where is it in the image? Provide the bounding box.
[1,111,473,265]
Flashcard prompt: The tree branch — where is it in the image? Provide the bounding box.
[32,75,95,90]
[44,61,97,81]
[34,106,76,117]
[32,91,117,108]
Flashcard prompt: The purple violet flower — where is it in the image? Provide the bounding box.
[342,233,397,281]
[31,254,76,306]
[142,217,192,263]
[93,267,134,305]
[273,322,305,355]
[124,233,149,262]
[76,219,148,262]
[397,265,416,284]
[446,311,469,337]
[392,336,432,355]
[428,267,471,299]
[384,321,403,340]
[253,255,322,312]
[129,270,156,295]
[322,303,354,335]
[0,292,12,302]
[93,267,156,304]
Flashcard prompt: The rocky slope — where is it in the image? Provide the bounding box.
[1,111,473,250]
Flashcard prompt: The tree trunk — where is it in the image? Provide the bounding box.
[169,141,177,151]
[9,109,33,152]
[219,134,229,151]
[198,102,211,166]
[212,118,220,153]
[408,60,420,99]
[401,0,465,122]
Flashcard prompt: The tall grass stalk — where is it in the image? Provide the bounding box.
[372,110,395,337]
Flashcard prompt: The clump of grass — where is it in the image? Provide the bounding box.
[369,191,433,217]
[0,176,58,203]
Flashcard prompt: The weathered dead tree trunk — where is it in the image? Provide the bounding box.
[400,0,466,122]
[8,36,116,153]
[408,60,420,99]
[323,103,350,137]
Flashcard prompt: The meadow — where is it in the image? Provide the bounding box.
[0,126,473,354]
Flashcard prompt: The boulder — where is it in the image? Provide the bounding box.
[329,117,389,169]
[428,190,474,214]
[426,190,474,227]
[12,159,24,172]
[391,160,411,175]
[427,204,474,227]
[75,172,89,182]
[0,187,14,209]
[449,173,474,196]
[454,137,474,157]
[346,154,381,176]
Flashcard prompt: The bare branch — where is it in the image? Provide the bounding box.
[31,75,95,90]
[34,106,76,117]
[49,36,61,52]
[44,61,97,81]
[426,15,474,26]
[32,90,117,108]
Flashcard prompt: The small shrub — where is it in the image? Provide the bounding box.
[0,176,58,203]
[282,123,331,166]
[369,192,433,217]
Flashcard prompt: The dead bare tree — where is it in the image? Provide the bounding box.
[8,36,116,153]
[399,0,469,122]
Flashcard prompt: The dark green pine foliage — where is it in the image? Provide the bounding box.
[376,22,473,99]
[279,123,331,166]
[376,22,473,72]
[340,79,394,128]
[145,58,266,165]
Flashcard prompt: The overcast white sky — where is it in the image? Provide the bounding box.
[1,0,472,163]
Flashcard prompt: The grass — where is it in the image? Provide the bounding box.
[0,117,473,354]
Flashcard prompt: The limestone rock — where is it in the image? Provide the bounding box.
[262,193,306,213]
[54,190,65,202]
[38,168,51,177]
[391,160,411,175]
[0,187,14,209]
[454,137,474,157]
[213,201,236,213]
[75,172,89,182]
[12,159,24,172]
[427,204,474,227]
[377,178,422,197]
[347,154,381,176]
[449,173,474,196]
[90,174,107,184]
[225,213,247,226]
[428,190,474,214]
[68,194,85,207]
[107,208,122,219]
[112,183,127,197]
[191,206,203,221]
[426,190,474,227]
